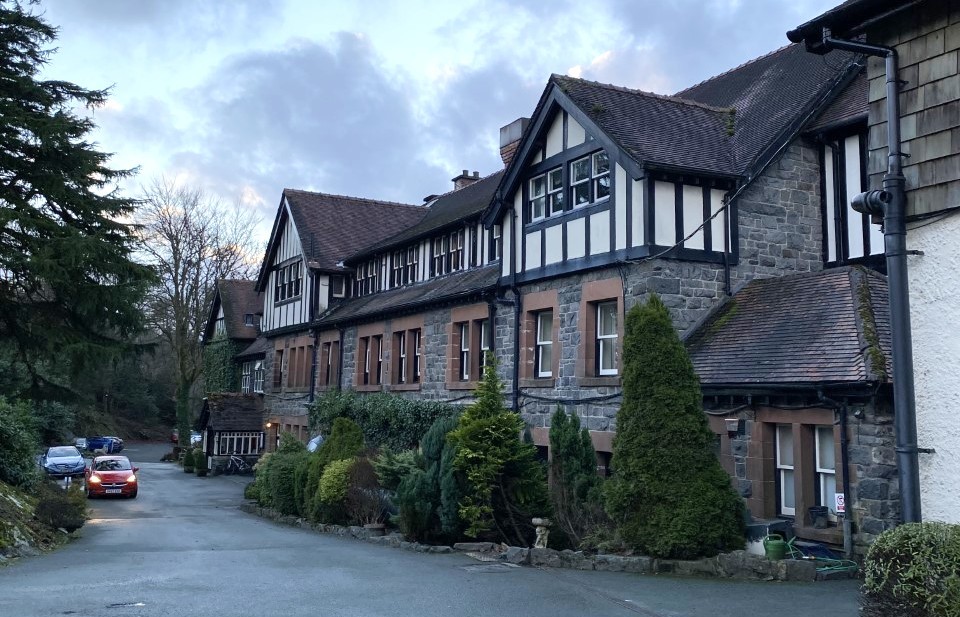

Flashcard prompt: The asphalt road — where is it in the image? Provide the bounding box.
[0,442,861,617]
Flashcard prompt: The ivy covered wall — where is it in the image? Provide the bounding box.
[203,338,248,394]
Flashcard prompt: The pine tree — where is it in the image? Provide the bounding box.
[549,406,605,547]
[0,3,154,394]
[605,295,744,559]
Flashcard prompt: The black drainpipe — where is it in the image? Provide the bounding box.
[494,287,522,412]
[819,391,853,558]
[336,325,345,392]
[817,30,921,523]
[308,329,319,403]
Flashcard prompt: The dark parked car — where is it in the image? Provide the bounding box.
[85,455,138,499]
[86,436,122,453]
[40,446,86,478]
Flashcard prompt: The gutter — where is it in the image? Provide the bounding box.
[818,392,854,559]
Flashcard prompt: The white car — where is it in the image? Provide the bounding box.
[74,437,88,450]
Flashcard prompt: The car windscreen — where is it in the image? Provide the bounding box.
[48,447,80,458]
[94,459,132,471]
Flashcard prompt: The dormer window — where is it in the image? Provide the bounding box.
[244,313,255,326]
[331,275,345,298]
[449,229,464,272]
[214,316,225,336]
[406,247,418,283]
[274,261,302,303]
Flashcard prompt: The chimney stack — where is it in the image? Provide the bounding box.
[499,117,529,167]
[452,169,481,191]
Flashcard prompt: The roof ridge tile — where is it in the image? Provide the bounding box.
[551,73,733,114]
[283,188,421,210]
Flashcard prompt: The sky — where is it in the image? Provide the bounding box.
[37,0,838,242]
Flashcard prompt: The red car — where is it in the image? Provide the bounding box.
[85,455,139,499]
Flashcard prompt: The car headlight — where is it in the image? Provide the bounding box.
[126,474,137,483]
[88,475,101,484]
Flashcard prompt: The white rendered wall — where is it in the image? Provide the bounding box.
[910,216,960,522]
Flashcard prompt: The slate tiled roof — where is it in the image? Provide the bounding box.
[806,70,868,133]
[787,0,915,45]
[318,264,500,326]
[552,75,737,176]
[348,171,503,263]
[282,189,427,271]
[686,267,891,387]
[236,335,269,359]
[675,43,859,175]
[198,394,264,432]
[217,279,260,341]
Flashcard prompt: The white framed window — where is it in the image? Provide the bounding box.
[536,311,553,378]
[816,425,837,520]
[275,267,287,301]
[374,335,383,385]
[547,168,564,215]
[244,313,255,326]
[432,237,448,276]
[406,247,418,283]
[363,337,371,385]
[216,431,261,456]
[596,301,618,375]
[330,275,346,298]
[592,151,610,201]
[491,225,502,261]
[459,322,470,381]
[776,424,796,516]
[530,174,546,221]
[479,318,491,376]
[450,230,464,271]
[253,360,264,393]
[413,329,422,383]
[214,316,225,336]
[396,331,407,384]
[392,251,405,287]
[241,361,252,393]
[571,156,591,206]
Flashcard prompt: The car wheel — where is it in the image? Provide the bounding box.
[86,489,94,499]
[129,490,138,499]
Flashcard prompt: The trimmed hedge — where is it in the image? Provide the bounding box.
[309,390,457,451]
[862,522,960,617]
[34,481,87,532]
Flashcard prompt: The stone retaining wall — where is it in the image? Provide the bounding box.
[240,503,839,582]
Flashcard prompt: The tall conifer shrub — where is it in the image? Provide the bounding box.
[605,295,744,559]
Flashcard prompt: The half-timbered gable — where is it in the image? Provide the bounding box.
[201,279,262,394]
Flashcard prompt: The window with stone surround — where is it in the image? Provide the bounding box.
[458,323,470,381]
[536,311,554,378]
[273,349,284,389]
[391,324,423,389]
[577,278,623,383]
[318,339,340,388]
[253,360,264,393]
[815,425,837,521]
[776,424,796,516]
[448,305,490,388]
[241,361,252,393]
[521,289,559,385]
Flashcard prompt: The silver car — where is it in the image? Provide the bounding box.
[41,445,86,478]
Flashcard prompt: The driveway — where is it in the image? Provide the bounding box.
[0,442,860,617]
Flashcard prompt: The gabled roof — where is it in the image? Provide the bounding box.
[805,69,868,133]
[347,171,503,264]
[486,44,859,225]
[686,266,891,388]
[256,190,426,289]
[675,43,859,175]
[202,279,260,344]
[197,394,264,433]
[317,264,500,327]
[236,335,270,359]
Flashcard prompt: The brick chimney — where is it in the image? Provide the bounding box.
[452,170,481,191]
[500,117,529,167]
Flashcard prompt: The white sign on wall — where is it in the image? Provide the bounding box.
[835,493,846,514]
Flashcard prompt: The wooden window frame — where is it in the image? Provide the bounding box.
[776,424,796,516]
[577,279,623,386]
[447,304,488,389]
[596,301,618,376]
[253,359,264,393]
[241,361,252,393]
[536,311,554,378]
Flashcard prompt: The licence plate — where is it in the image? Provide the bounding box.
[105,489,122,494]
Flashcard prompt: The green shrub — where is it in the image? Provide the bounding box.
[0,397,40,487]
[243,481,259,501]
[605,296,744,559]
[549,406,608,548]
[34,481,87,532]
[862,522,960,617]
[304,418,365,521]
[182,448,195,472]
[346,457,388,525]
[292,455,312,516]
[193,448,207,475]
[276,431,306,455]
[267,450,310,516]
[449,359,549,545]
[317,458,353,523]
[372,448,419,492]
[391,415,464,543]
[252,452,273,507]
[309,390,456,451]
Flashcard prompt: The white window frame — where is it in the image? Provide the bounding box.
[406,247,418,283]
[392,251,405,287]
[331,275,345,298]
[363,337,371,385]
[375,335,383,385]
[596,301,618,376]
[479,319,491,376]
[459,322,470,381]
[536,311,553,378]
[216,431,261,456]
[547,167,564,215]
[529,174,546,221]
[214,316,225,336]
[413,329,421,383]
[571,156,592,207]
[491,225,502,261]
[397,331,407,384]
[776,424,796,516]
[816,425,838,521]
[450,230,464,272]
[592,151,610,201]
[253,360,264,393]
[241,361,252,394]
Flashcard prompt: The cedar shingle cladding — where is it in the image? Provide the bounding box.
[282,189,427,272]
[687,266,891,386]
[199,394,264,432]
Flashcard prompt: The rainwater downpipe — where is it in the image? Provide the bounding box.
[819,391,853,558]
[818,30,921,523]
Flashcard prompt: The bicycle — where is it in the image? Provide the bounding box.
[224,454,253,475]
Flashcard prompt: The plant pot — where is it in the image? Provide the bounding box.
[763,534,787,560]
[363,523,386,537]
[183,466,194,473]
